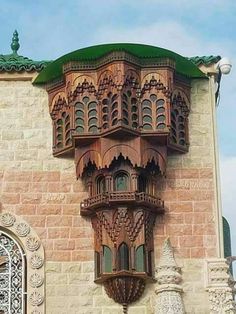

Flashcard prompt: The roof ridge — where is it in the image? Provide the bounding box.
[0,31,51,73]
[188,55,221,66]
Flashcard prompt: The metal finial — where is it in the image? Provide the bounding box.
[11,30,20,54]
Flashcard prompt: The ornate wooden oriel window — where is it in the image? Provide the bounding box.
[0,230,26,314]
[40,44,195,313]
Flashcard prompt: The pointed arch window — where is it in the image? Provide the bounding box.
[138,175,147,193]
[75,96,98,134]
[103,246,112,273]
[55,111,72,149]
[118,243,129,271]
[114,172,129,191]
[96,176,106,194]
[0,230,26,314]
[141,94,166,131]
[136,245,145,272]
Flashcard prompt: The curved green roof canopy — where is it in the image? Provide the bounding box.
[34,43,206,84]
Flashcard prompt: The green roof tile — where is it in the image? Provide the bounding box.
[0,30,50,73]
[34,43,207,85]
[0,53,51,72]
[189,55,221,66]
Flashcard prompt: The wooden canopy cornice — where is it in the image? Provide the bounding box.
[75,137,167,177]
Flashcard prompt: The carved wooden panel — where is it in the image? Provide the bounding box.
[169,90,190,150]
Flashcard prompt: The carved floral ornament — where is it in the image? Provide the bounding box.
[206,259,236,313]
[0,212,45,314]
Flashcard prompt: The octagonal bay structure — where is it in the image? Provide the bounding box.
[0,34,234,314]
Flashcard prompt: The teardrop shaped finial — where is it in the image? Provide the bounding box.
[11,30,20,54]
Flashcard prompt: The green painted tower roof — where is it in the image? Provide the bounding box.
[0,30,50,73]
[33,43,207,85]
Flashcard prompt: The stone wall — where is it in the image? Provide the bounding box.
[0,78,219,313]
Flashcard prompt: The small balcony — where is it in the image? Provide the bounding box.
[80,191,164,216]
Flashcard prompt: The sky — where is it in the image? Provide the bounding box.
[1,0,236,257]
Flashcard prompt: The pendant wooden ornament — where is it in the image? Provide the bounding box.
[45,48,191,312]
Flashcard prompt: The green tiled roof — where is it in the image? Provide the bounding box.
[34,43,206,85]
[189,55,221,66]
[0,53,51,72]
[0,30,50,73]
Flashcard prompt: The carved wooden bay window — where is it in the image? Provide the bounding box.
[37,43,197,313]
[80,155,163,313]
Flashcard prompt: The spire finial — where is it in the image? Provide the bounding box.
[11,30,20,54]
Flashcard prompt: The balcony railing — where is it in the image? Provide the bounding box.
[81,191,164,213]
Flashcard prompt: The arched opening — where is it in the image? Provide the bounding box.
[0,229,26,313]
[138,175,147,193]
[96,175,106,194]
[103,246,112,273]
[118,242,129,271]
[114,172,129,191]
[136,245,145,272]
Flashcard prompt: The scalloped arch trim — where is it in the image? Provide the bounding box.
[0,211,45,314]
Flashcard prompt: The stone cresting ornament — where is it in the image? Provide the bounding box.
[0,212,45,314]
[206,259,236,313]
[155,238,185,314]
